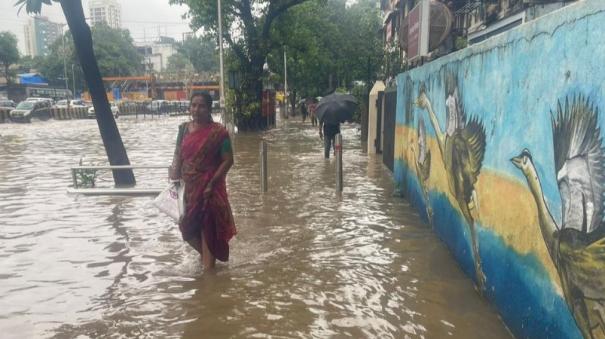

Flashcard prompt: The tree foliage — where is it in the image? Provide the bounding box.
[91,24,143,77]
[174,0,382,129]
[166,52,194,74]
[171,0,307,130]
[17,55,45,73]
[268,0,383,118]
[177,35,218,74]
[32,24,142,88]
[0,31,20,84]
[16,0,135,186]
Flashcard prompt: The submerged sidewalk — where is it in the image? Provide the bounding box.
[221,118,512,338]
[0,116,511,338]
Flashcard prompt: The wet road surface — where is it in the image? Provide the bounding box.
[0,115,511,338]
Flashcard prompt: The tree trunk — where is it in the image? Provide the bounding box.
[60,0,135,187]
[235,60,268,131]
[4,64,10,85]
[361,56,371,146]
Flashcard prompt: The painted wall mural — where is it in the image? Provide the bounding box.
[416,74,487,290]
[393,2,605,338]
[511,95,605,338]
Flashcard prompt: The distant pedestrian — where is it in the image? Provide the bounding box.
[307,97,318,126]
[301,100,308,123]
[319,120,340,159]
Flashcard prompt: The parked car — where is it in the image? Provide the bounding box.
[147,100,169,113]
[0,99,16,109]
[70,99,86,107]
[10,100,52,123]
[87,104,119,118]
[55,99,69,108]
[56,99,86,109]
[25,97,54,105]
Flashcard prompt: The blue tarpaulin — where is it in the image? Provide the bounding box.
[18,73,48,85]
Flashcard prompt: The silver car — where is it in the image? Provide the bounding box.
[10,100,51,123]
[0,99,16,109]
[87,104,119,118]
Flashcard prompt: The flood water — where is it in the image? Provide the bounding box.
[0,115,512,338]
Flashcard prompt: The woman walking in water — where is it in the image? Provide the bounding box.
[170,91,236,270]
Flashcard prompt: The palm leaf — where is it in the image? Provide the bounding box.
[14,0,53,15]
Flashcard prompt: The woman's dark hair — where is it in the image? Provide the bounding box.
[190,91,213,108]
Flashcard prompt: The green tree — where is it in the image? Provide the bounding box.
[16,0,135,186]
[36,32,74,87]
[0,32,20,84]
[91,24,143,77]
[17,55,45,73]
[178,35,218,74]
[40,25,141,88]
[268,0,382,122]
[165,52,194,74]
[171,0,308,130]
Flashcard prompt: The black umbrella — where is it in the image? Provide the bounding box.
[316,93,358,124]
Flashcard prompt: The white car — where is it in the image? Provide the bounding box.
[87,104,119,118]
[0,99,16,109]
[55,100,69,108]
[70,100,86,107]
[57,99,86,109]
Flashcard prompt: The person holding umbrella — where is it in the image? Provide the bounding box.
[316,93,357,158]
[319,119,341,158]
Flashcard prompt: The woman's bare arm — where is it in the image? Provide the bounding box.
[203,149,233,198]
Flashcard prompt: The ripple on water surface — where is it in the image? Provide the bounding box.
[0,117,510,338]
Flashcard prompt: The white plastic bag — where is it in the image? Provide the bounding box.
[153,181,185,222]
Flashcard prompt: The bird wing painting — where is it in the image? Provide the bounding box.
[416,73,487,290]
[415,116,432,223]
[512,95,605,338]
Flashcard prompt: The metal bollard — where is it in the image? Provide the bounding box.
[71,168,78,188]
[335,133,343,193]
[260,140,268,192]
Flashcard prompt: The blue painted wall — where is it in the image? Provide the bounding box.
[393,1,605,338]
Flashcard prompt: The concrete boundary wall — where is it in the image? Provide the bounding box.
[394,1,605,338]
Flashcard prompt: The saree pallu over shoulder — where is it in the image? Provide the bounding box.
[179,123,236,262]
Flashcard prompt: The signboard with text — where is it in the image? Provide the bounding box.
[407,0,429,61]
[407,5,420,59]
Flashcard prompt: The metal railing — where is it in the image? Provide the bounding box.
[70,165,168,191]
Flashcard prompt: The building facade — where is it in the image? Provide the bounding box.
[88,0,121,29]
[383,0,576,70]
[23,16,63,57]
[136,36,177,73]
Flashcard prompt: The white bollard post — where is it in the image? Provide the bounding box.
[260,140,268,193]
[335,133,343,193]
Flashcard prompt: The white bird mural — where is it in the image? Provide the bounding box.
[511,95,605,338]
[412,116,432,223]
[415,74,487,291]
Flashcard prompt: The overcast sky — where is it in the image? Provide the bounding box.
[0,0,192,54]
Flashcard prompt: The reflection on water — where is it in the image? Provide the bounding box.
[0,116,511,338]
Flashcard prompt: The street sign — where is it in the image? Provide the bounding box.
[407,0,430,61]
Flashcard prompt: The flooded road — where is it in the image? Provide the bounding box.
[0,116,511,338]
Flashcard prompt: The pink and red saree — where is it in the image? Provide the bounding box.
[179,122,236,261]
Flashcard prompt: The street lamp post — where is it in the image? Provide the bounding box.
[61,24,68,91]
[217,0,227,127]
[283,46,287,118]
[72,64,76,98]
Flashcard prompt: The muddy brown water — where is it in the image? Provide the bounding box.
[0,116,511,338]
